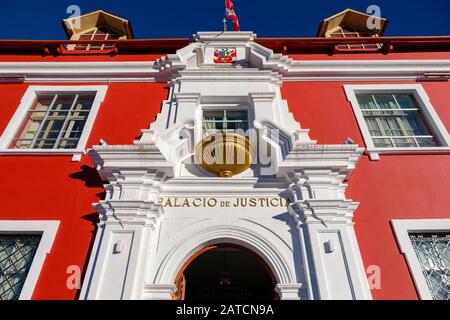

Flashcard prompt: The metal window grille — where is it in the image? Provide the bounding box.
[74,26,120,50]
[330,26,380,49]
[0,234,41,300]
[356,93,439,148]
[11,92,96,149]
[202,110,248,137]
[410,233,450,300]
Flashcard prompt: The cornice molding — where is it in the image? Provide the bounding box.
[95,200,163,227]
[88,143,175,181]
[289,199,358,225]
[278,143,364,177]
[2,59,450,82]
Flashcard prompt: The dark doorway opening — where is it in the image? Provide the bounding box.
[178,245,276,301]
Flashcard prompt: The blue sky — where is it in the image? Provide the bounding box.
[1,0,449,39]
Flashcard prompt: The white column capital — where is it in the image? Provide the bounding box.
[143,284,178,300]
[174,92,201,103]
[275,283,304,300]
[249,92,276,102]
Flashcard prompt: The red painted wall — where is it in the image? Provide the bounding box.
[1,48,450,300]
[281,80,450,299]
[0,81,168,299]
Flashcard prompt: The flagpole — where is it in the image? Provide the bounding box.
[223,17,227,32]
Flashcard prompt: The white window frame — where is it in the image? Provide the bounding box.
[391,219,450,300]
[344,84,450,160]
[0,85,108,161]
[0,220,60,300]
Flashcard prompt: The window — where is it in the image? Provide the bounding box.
[410,233,450,300]
[329,26,379,49]
[75,27,120,50]
[0,235,41,300]
[202,110,248,137]
[392,219,450,300]
[11,93,95,150]
[344,85,450,160]
[0,86,108,161]
[0,221,59,300]
[356,93,438,148]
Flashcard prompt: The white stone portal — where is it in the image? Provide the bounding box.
[80,31,371,300]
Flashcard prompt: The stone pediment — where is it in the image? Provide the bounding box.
[156,31,293,78]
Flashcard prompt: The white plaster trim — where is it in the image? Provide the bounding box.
[0,220,60,300]
[153,222,297,286]
[1,60,450,82]
[0,85,108,161]
[391,219,450,300]
[344,84,450,160]
[0,61,156,75]
[285,60,450,75]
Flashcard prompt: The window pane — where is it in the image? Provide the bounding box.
[224,111,248,121]
[53,94,76,111]
[372,138,393,147]
[33,94,54,110]
[410,233,450,300]
[35,117,65,149]
[357,95,376,109]
[77,94,95,110]
[203,111,224,121]
[58,118,88,149]
[374,95,397,109]
[382,117,402,136]
[416,137,438,147]
[405,112,430,136]
[392,137,417,147]
[0,235,41,300]
[395,94,416,109]
[225,121,248,132]
[364,118,382,136]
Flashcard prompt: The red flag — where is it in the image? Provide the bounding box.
[225,0,240,31]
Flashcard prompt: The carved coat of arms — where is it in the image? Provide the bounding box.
[213,48,237,64]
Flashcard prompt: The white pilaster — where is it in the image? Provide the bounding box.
[286,166,372,300]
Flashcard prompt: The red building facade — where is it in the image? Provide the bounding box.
[0,9,449,300]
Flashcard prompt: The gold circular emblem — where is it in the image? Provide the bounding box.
[195,132,253,178]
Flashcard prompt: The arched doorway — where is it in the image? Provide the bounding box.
[174,244,277,301]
